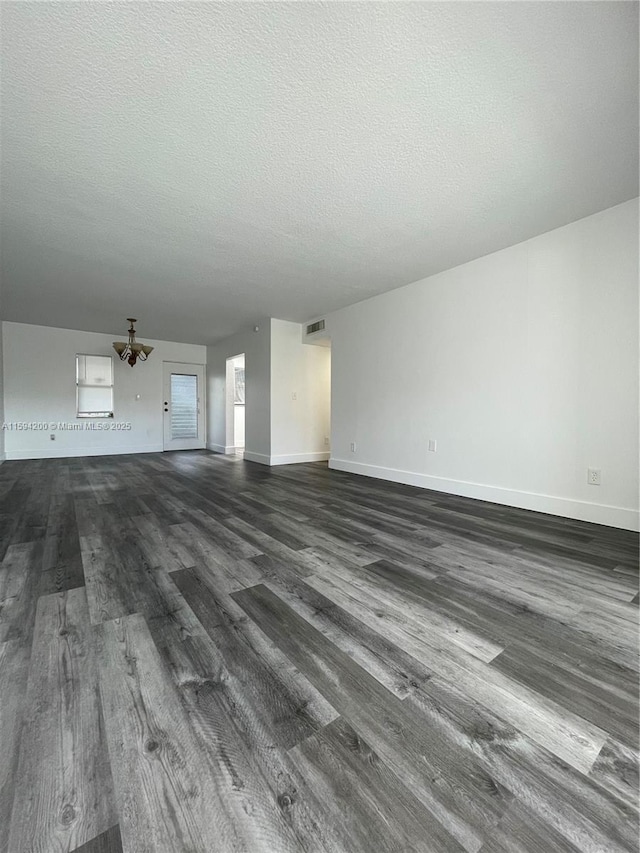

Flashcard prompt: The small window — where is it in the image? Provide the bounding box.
[234,367,245,404]
[76,354,114,418]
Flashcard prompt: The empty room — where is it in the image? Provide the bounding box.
[0,2,638,852]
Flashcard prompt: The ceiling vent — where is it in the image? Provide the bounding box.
[306,319,325,335]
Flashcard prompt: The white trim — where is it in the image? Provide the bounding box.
[243,451,271,465]
[213,448,329,466]
[270,451,331,466]
[5,444,163,460]
[207,443,245,455]
[329,458,639,532]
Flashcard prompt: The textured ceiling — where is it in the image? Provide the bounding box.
[1,2,638,345]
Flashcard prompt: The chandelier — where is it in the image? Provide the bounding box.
[113,318,154,367]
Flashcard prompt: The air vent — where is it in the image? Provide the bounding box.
[306,319,325,335]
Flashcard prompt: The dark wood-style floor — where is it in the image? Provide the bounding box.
[0,451,638,853]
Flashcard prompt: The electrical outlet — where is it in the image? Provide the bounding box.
[324,436,330,446]
[291,391,297,401]
[587,468,601,485]
[50,434,56,441]
[428,439,437,452]
[350,442,356,452]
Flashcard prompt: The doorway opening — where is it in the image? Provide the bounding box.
[301,331,331,464]
[225,354,245,457]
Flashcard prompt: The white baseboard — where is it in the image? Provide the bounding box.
[329,457,639,532]
[270,451,331,466]
[242,451,270,465]
[242,450,330,466]
[207,443,246,455]
[5,444,163,460]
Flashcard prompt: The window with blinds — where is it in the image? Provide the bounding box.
[170,373,198,439]
[76,354,114,418]
[234,367,245,404]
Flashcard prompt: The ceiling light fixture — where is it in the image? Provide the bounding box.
[113,318,154,367]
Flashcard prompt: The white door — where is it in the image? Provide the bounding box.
[163,362,206,450]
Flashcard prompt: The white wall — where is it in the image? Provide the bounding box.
[206,322,271,463]
[227,354,245,450]
[207,319,331,465]
[229,353,245,450]
[270,319,331,465]
[326,199,639,530]
[224,356,237,453]
[234,404,245,450]
[0,319,4,463]
[2,322,206,459]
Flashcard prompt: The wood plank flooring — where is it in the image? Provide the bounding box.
[0,450,638,853]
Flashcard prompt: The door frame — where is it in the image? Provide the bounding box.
[162,361,206,451]
[225,353,245,454]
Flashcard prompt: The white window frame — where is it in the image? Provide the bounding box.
[76,354,114,418]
